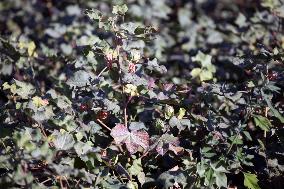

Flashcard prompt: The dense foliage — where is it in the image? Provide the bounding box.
[0,0,284,188]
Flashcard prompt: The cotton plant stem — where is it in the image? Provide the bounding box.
[263,106,270,171]
[119,74,128,128]
[124,105,128,127]
[124,96,133,128]
[123,90,129,128]
[116,44,128,127]
[265,66,269,138]
[121,79,128,128]
[264,107,269,138]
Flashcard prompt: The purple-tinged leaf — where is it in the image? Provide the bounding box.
[154,134,183,156]
[111,124,129,144]
[163,83,174,91]
[147,77,156,89]
[110,124,149,154]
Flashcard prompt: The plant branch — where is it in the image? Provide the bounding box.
[97,66,108,78]
[96,119,111,131]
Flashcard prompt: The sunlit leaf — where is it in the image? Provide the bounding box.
[192,51,212,68]
[14,79,36,99]
[243,172,261,189]
[253,115,272,131]
[53,132,75,150]
[67,70,92,87]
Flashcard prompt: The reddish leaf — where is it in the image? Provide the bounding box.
[128,63,136,73]
[97,111,109,120]
[110,124,149,154]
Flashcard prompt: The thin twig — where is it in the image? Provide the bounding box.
[59,176,64,189]
[75,179,80,188]
[226,132,240,156]
[124,102,128,128]
[38,123,48,138]
[40,178,52,185]
[37,123,54,147]
[96,119,111,131]
[97,120,124,152]
[97,66,108,78]
[0,139,7,152]
[63,176,70,188]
